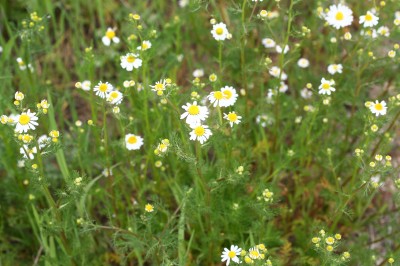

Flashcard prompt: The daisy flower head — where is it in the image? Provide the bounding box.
[150,79,167,95]
[297,58,310,68]
[301,88,313,99]
[15,109,39,133]
[38,134,50,149]
[318,78,336,95]
[276,44,289,54]
[369,100,387,116]
[94,81,113,99]
[193,69,204,78]
[145,203,154,213]
[120,53,142,71]
[262,38,276,48]
[107,90,123,105]
[325,4,353,29]
[248,247,262,260]
[137,40,152,51]
[224,112,242,127]
[327,64,343,75]
[125,133,144,150]
[207,90,225,107]
[211,22,230,41]
[189,123,212,144]
[220,86,238,107]
[377,26,390,37]
[269,66,287,80]
[180,101,209,125]
[20,145,37,160]
[154,139,170,156]
[81,80,91,91]
[221,245,242,266]
[279,82,288,93]
[102,27,120,46]
[15,91,25,101]
[359,11,379,27]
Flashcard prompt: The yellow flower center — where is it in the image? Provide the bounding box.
[322,83,330,90]
[19,114,30,125]
[127,55,136,63]
[109,91,119,99]
[335,11,344,21]
[250,250,259,258]
[188,105,200,115]
[127,136,137,144]
[145,204,153,212]
[227,113,238,122]
[106,30,116,39]
[216,27,224,35]
[194,126,205,136]
[375,103,383,110]
[159,143,167,150]
[155,83,164,90]
[22,135,32,142]
[142,43,149,49]
[214,91,223,100]
[228,251,236,259]
[99,84,108,92]
[326,237,335,245]
[223,90,232,99]
[365,13,373,21]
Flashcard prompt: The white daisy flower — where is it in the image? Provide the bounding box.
[180,101,209,125]
[178,0,189,8]
[262,38,276,48]
[248,247,262,260]
[120,53,142,71]
[150,79,167,95]
[123,80,136,88]
[137,40,152,51]
[369,100,387,116]
[269,66,287,80]
[327,64,343,75]
[102,28,120,46]
[38,134,50,149]
[81,80,91,91]
[276,44,289,54]
[224,112,242,127]
[193,69,204,78]
[207,90,225,107]
[211,22,230,41]
[93,81,113,99]
[325,4,353,29]
[107,90,123,105]
[297,58,310,68]
[300,88,313,99]
[377,26,390,37]
[189,124,212,144]
[220,86,238,107]
[15,109,39,133]
[15,91,25,101]
[318,78,336,95]
[359,11,379,27]
[221,245,242,266]
[0,115,8,124]
[278,82,288,93]
[20,145,37,160]
[102,168,113,177]
[16,57,33,71]
[125,134,144,150]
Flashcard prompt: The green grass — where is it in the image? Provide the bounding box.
[1,0,400,265]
